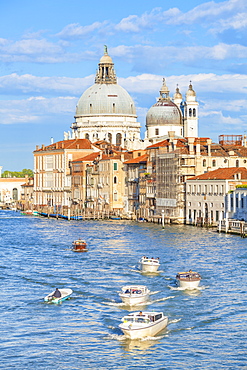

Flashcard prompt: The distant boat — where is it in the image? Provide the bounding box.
[72,239,88,252]
[139,256,160,273]
[109,216,121,220]
[119,311,168,339]
[176,270,201,289]
[119,285,150,306]
[44,288,73,304]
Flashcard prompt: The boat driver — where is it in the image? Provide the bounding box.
[52,288,62,298]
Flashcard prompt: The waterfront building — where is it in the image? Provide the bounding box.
[124,151,147,217]
[186,167,247,225]
[0,177,27,208]
[71,46,143,151]
[33,139,98,212]
[226,186,247,222]
[139,134,247,223]
[20,177,34,211]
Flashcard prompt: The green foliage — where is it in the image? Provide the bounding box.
[1,169,33,178]
[236,184,247,188]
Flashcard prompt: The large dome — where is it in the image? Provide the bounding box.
[146,100,182,126]
[75,83,136,116]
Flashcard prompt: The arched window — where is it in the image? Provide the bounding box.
[13,188,18,200]
[189,108,192,117]
[203,159,206,167]
[155,128,159,136]
[212,160,216,167]
[85,133,89,140]
[113,176,117,184]
[113,103,115,113]
[116,133,122,146]
[193,108,196,117]
[236,160,239,167]
[90,104,92,114]
[108,133,112,143]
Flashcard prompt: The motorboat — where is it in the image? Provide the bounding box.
[72,239,88,252]
[44,288,73,304]
[119,285,150,306]
[176,270,201,289]
[139,256,160,273]
[119,311,168,339]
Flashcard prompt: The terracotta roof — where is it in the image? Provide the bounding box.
[71,152,101,163]
[34,139,92,152]
[188,167,247,180]
[124,154,148,164]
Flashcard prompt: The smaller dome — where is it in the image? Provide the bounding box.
[146,100,182,127]
[100,54,113,64]
[174,86,182,100]
[186,82,196,97]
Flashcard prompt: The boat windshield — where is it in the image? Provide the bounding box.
[135,317,149,323]
[124,317,134,323]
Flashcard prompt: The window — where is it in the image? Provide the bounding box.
[155,128,159,136]
[85,133,89,140]
[116,133,122,146]
[90,104,92,113]
[193,108,196,117]
[212,160,216,167]
[241,196,244,208]
[203,159,206,167]
[114,191,118,201]
[113,103,116,113]
[216,211,219,221]
[189,108,192,117]
[108,133,112,143]
[114,162,118,171]
[12,188,18,200]
[45,155,53,170]
[113,176,117,184]
[236,160,239,167]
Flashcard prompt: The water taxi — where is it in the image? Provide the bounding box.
[176,270,201,289]
[119,285,150,306]
[44,288,73,304]
[139,256,160,272]
[72,239,88,252]
[119,311,168,339]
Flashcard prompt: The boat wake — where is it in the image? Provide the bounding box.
[149,295,175,304]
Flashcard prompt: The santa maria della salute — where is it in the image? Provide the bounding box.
[69,46,198,149]
[20,46,247,228]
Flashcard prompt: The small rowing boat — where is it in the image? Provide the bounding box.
[44,288,73,304]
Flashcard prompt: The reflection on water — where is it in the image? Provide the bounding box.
[1,210,247,369]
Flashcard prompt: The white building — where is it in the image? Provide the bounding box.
[186,167,247,225]
[0,178,27,207]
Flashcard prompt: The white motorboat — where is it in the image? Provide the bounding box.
[139,256,160,273]
[44,288,73,304]
[176,270,201,289]
[119,311,168,339]
[119,285,150,306]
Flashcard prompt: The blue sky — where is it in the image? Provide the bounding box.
[0,0,247,171]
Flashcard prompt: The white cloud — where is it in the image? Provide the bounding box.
[57,22,108,39]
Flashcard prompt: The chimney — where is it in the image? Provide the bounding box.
[41,144,45,150]
[35,145,39,150]
[207,139,212,157]
[188,137,194,155]
[168,131,175,142]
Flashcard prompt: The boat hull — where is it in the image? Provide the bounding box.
[176,279,200,289]
[139,262,160,273]
[72,240,88,252]
[120,316,168,339]
[119,293,149,306]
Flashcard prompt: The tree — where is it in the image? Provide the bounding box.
[1,169,33,178]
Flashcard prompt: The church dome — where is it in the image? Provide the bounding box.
[146,100,182,126]
[75,83,136,116]
[75,46,136,117]
[146,78,182,127]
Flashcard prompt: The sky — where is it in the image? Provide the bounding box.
[0,0,247,171]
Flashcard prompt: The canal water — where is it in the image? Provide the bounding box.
[0,210,246,369]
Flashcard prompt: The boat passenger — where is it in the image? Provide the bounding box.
[125,289,130,294]
[53,288,62,298]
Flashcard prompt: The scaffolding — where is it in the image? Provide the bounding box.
[219,135,242,146]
